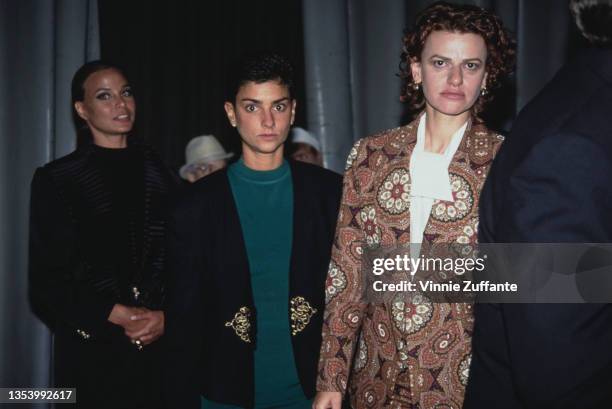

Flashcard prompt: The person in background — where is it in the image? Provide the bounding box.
[464,0,612,407]
[164,52,342,409]
[314,2,515,408]
[288,127,323,167]
[180,134,233,183]
[29,60,177,408]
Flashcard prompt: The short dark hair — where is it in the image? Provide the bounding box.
[399,1,516,120]
[571,0,612,46]
[226,52,295,102]
[71,60,130,144]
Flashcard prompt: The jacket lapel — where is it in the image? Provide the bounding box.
[288,161,308,295]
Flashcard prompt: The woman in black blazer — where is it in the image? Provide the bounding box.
[29,60,177,408]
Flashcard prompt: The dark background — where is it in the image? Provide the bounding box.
[99,0,307,171]
[99,0,588,173]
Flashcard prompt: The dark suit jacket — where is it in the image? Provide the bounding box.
[164,160,342,409]
[29,141,178,408]
[464,48,612,409]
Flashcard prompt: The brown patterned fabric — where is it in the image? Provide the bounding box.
[316,115,504,409]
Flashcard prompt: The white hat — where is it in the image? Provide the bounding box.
[291,127,321,152]
[180,135,233,179]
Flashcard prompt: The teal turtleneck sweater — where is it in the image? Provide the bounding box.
[201,158,309,409]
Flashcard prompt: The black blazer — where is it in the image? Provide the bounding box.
[29,142,177,339]
[28,141,178,408]
[465,48,612,409]
[164,160,342,409]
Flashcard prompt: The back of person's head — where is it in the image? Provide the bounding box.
[571,0,612,46]
[225,52,295,102]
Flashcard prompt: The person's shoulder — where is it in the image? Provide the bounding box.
[290,161,343,199]
[362,123,417,149]
[40,147,88,172]
[173,168,229,207]
[513,52,612,137]
[290,160,341,181]
[467,122,506,163]
[344,123,416,172]
[192,167,230,190]
[32,147,93,188]
[472,122,505,140]
[471,122,506,149]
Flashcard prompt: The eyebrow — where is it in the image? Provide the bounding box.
[240,97,290,104]
[430,55,484,63]
[94,85,130,93]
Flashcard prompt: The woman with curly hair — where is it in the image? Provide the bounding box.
[314,2,515,409]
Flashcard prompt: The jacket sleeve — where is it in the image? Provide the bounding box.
[163,191,203,409]
[28,167,118,339]
[316,140,368,394]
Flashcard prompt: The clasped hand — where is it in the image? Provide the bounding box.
[108,304,164,346]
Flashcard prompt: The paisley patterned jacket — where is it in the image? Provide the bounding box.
[316,115,504,409]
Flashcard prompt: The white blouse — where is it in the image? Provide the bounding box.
[409,114,467,258]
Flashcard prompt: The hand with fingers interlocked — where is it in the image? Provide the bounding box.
[108,304,165,348]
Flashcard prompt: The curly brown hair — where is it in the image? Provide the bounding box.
[399,1,516,120]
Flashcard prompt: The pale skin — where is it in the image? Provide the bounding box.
[224,79,296,171]
[313,30,488,409]
[411,30,488,154]
[75,68,164,345]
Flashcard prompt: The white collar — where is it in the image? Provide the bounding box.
[409,113,468,202]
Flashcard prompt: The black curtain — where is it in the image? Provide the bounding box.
[99,0,306,172]
[99,0,588,172]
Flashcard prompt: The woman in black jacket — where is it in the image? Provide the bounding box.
[29,60,176,408]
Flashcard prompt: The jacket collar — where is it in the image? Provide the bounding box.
[402,111,492,166]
